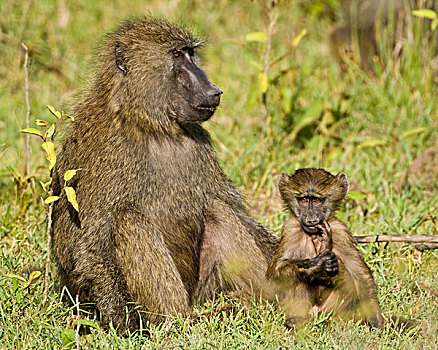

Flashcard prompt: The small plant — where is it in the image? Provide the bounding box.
[19,104,80,304]
[241,0,307,143]
[19,105,80,211]
[412,8,438,31]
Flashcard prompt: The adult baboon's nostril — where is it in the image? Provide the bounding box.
[206,84,222,107]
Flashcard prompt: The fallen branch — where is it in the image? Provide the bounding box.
[354,234,438,243]
[412,243,438,251]
[416,282,438,298]
[354,234,438,249]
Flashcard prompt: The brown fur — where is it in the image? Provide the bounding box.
[395,144,438,190]
[330,0,437,74]
[51,17,279,332]
[267,168,384,328]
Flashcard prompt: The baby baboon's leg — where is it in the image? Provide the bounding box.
[319,262,357,318]
[282,283,314,328]
[192,200,269,304]
[114,207,190,325]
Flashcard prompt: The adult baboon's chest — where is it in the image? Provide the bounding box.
[137,133,221,225]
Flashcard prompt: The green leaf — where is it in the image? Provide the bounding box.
[291,29,307,47]
[281,88,293,114]
[41,141,56,170]
[289,102,323,140]
[66,114,75,121]
[347,192,367,200]
[432,18,438,30]
[28,270,42,284]
[44,196,60,204]
[64,186,79,212]
[412,9,437,20]
[246,82,259,111]
[249,60,263,70]
[78,319,99,329]
[47,105,62,119]
[44,124,56,140]
[19,190,30,218]
[61,329,76,347]
[244,32,268,43]
[258,72,269,93]
[357,139,387,149]
[401,127,427,139]
[40,180,52,192]
[64,169,81,182]
[19,128,43,137]
[36,119,49,127]
[4,273,27,284]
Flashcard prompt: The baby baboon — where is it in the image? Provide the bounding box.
[51,18,279,332]
[267,168,384,328]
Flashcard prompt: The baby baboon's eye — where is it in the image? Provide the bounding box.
[299,197,308,204]
[173,51,182,58]
[313,197,324,205]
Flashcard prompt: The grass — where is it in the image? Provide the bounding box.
[1,0,437,348]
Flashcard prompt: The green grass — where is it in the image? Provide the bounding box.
[1,0,437,348]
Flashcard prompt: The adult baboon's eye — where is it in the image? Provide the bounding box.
[299,197,308,204]
[173,51,182,58]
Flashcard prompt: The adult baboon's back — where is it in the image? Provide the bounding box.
[51,18,279,331]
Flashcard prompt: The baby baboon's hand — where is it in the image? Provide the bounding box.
[316,220,332,253]
[319,251,338,277]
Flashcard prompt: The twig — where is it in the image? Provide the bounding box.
[156,344,184,350]
[76,295,81,350]
[21,43,31,178]
[259,4,278,145]
[416,282,438,298]
[42,198,54,305]
[354,234,438,244]
[413,243,438,251]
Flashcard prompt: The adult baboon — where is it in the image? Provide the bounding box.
[330,0,438,74]
[51,18,279,332]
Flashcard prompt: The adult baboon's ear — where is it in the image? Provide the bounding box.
[115,41,128,75]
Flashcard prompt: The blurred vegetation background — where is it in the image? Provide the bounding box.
[0,0,437,348]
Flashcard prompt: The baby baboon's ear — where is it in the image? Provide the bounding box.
[278,173,290,193]
[278,173,295,203]
[336,173,349,197]
[115,41,128,75]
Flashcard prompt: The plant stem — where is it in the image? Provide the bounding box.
[42,198,53,305]
[260,5,277,146]
[22,43,31,178]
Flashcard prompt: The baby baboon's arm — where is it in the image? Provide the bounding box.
[267,220,338,283]
[330,219,384,327]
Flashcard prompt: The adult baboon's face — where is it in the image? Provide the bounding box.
[170,45,222,123]
[110,19,222,125]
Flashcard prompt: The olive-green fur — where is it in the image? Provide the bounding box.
[51,17,278,332]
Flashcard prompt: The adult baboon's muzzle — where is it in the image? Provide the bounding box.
[176,54,222,110]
